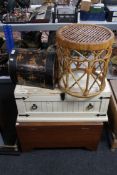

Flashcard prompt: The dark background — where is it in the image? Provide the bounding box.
[0,78,17,145]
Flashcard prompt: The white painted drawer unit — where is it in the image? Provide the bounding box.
[15,79,111,122]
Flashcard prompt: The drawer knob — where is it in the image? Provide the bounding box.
[31,104,37,110]
[86,103,94,110]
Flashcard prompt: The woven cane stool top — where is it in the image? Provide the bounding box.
[56,24,114,51]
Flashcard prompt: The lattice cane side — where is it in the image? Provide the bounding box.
[57,44,112,98]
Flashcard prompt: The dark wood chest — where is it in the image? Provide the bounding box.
[16,122,103,152]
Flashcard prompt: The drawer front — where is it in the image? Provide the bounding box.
[25,101,101,113]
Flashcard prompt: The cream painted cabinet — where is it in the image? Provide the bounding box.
[15,80,111,122]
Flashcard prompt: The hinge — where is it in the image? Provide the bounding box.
[99,97,110,100]
[15,97,27,100]
[19,114,30,117]
[96,114,106,117]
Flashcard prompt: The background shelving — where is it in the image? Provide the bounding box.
[0,21,117,31]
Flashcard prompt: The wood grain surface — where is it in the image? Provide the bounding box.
[16,122,103,152]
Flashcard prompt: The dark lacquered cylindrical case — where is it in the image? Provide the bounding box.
[9,48,57,89]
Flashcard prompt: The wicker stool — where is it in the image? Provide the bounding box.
[56,24,114,98]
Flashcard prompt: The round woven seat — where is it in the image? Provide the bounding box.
[56,24,114,98]
[57,24,114,51]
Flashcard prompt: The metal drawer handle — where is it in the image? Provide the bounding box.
[31,104,37,110]
[86,103,94,110]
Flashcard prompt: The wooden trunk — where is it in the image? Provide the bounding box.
[15,80,110,152]
[15,79,110,123]
[16,122,103,152]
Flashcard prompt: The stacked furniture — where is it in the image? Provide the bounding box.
[15,81,110,151]
[0,2,117,154]
[15,24,114,152]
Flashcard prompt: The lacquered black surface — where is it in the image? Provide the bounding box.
[9,49,56,89]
